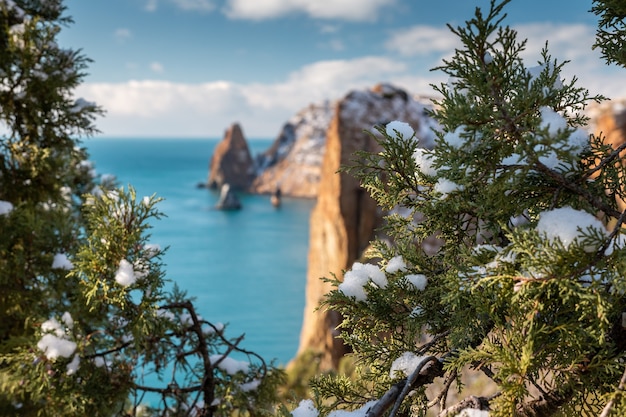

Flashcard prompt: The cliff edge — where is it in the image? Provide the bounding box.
[296,84,438,369]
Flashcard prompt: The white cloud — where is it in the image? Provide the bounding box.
[514,23,595,62]
[150,62,164,73]
[224,0,395,21]
[76,56,407,137]
[76,21,626,139]
[513,23,623,98]
[385,25,459,56]
[114,28,132,43]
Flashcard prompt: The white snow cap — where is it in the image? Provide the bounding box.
[385,120,415,141]
[328,401,379,417]
[37,315,76,360]
[66,354,80,375]
[338,262,388,301]
[291,399,319,417]
[413,148,437,176]
[209,354,249,375]
[434,178,462,198]
[41,318,65,337]
[0,200,13,215]
[405,274,428,291]
[390,351,429,378]
[536,206,607,251]
[240,379,261,392]
[455,409,490,417]
[61,312,74,329]
[443,125,467,149]
[37,334,76,359]
[539,106,568,136]
[115,259,136,286]
[52,253,73,270]
[386,255,407,274]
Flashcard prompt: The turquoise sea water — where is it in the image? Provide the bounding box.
[85,137,314,365]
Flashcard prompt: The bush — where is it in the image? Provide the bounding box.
[0,2,281,415]
[302,1,626,416]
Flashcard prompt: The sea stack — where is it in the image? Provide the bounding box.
[207,123,255,190]
[215,183,242,210]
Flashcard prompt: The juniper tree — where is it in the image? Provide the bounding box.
[592,0,626,68]
[296,1,626,416]
[0,1,282,416]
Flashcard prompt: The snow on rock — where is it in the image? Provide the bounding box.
[250,83,439,198]
[250,100,334,198]
[536,206,607,251]
[295,83,440,370]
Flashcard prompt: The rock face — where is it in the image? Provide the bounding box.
[250,101,334,198]
[207,123,254,190]
[295,84,438,370]
[590,99,626,210]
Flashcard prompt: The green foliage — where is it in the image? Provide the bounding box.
[592,0,626,68]
[0,1,282,416]
[310,1,626,416]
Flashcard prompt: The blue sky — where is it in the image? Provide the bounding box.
[57,0,624,138]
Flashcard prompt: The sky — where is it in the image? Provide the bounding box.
[57,0,625,139]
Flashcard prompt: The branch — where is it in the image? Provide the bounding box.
[599,365,626,417]
[532,159,622,219]
[365,356,445,417]
[583,140,626,180]
[438,394,496,417]
[515,387,574,417]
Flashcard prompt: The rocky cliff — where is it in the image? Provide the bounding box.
[589,99,626,210]
[207,123,254,190]
[250,101,334,198]
[296,84,438,369]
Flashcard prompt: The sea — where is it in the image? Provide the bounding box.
[84,137,314,366]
